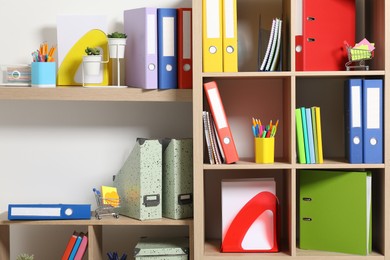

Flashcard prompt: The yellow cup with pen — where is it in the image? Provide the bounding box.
[252,118,278,164]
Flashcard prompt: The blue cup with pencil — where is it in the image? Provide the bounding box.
[31,42,57,88]
[252,118,278,163]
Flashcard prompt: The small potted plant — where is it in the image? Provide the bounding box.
[83,47,102,76]
[107,32,127,58]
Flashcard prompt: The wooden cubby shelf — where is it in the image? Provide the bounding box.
[192,0,388,259]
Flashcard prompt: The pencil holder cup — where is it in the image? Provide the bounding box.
[255,137,275,164]
[31,62,56,88]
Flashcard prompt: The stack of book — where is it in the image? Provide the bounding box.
[295,106,323,164]
[203,111,225,164]
[62,231,88,260]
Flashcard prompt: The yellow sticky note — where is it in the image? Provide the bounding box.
[101,186,120,207]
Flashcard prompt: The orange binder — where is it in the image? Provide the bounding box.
[62,231,78,260]
[204,81,238,164]
[178,8,192,89]
[295,0,355,71]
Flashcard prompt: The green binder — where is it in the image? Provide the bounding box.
[295,108,306,163]
[299,170,372,255]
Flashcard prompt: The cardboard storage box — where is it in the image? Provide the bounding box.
[134,237,189,260]
[114,138,162,220]
[162,138,193,219]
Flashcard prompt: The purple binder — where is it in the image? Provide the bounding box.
[124,8,158,89]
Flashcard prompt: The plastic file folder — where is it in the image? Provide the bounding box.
[299,170,372,255]
[157,8,178,89]
[295,0,355,71]
[124,8,158,89]
[362,79,383,163]
[345,79,363,163]
[8,204,91,220]
[203,0,223,72]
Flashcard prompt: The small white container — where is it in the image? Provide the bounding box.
[108,38,127,59]
[82,55,102,76]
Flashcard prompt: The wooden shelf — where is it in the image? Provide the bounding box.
[203,240,291,259]
[203,159,385,170]
[0,87,192,102]
[203,159,292,170]
[0,212,192,226]
[202,70,386,79]
[202,240,384,260]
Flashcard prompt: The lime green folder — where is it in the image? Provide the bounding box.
[299,170,372,255]
[295,108,306,163]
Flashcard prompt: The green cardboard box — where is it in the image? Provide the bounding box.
[114,138,162,220]
[162,138,193,219]
[134,237,189,260]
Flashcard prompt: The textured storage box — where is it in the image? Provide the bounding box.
[114,138,162,220]
[0,64,31,86]
[134,237,189,260]
[162,138,193,219]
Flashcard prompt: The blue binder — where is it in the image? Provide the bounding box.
[8,204,91,220]
[157,8,178,89]
[362,79,383,163]
[345,79,363,163]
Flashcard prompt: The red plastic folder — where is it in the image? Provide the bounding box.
[204,81,238,164]
[178,8,192,89]
[296,0,355,71]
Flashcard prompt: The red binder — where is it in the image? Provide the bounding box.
[296,0,355,71]
[178,8,192,89]
[204,81,238,164]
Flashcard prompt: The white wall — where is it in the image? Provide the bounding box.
[0,0,192,258]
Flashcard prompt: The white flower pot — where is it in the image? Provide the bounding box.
[83,55,102,76]
[108,38,127,59]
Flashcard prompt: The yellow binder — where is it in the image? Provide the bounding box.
[314,106,323,163]
[203,0,223,72]
[222,0,238,72]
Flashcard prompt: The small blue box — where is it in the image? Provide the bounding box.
[31,62,56,88]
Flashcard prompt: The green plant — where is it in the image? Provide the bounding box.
[16,253,34,260]
[107,31,127,38]
[85,47,101,55]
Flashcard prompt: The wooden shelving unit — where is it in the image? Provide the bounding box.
[192,0,389,259]
[0,87,192,102]
[0,213,193,260]
[0,86,193,260]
